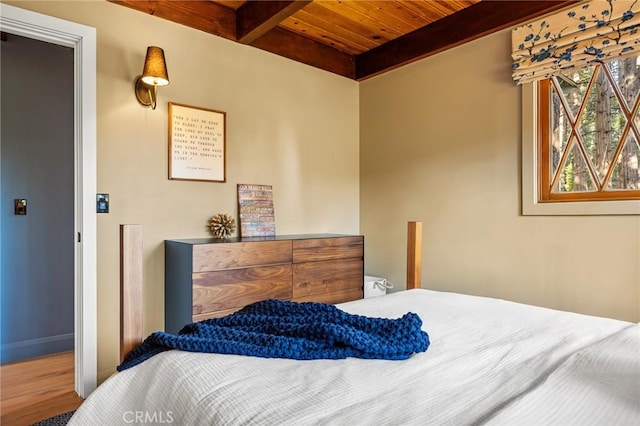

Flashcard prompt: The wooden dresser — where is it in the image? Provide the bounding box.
[165,234,364,333]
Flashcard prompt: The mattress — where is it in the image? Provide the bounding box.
[70,289,640,425]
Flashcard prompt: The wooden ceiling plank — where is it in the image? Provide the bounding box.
[250,26,355,78]
[237,0,312,44]
[356,0,579,80]
[109,0,237,40]
[388,0,438,25]
[417,0,479,17]
[316,0,404,38]
[399,0,478,23]
[361,1,443,30]
[338,1,424,35]
[303,1,401,49]
[280,8,381,54]
[307,1,394,41]
[279,19,368,55]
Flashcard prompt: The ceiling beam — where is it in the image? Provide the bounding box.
[109,0,237,41]
[355,0,579,80]
[109,0,579,81]
[237,0,312,44]
[250,27,355,79]
[109,0,351,77]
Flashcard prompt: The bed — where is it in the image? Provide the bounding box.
[70,223,640,425]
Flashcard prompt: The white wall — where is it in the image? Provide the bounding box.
[5,0,360,380]
[360,29,640,323]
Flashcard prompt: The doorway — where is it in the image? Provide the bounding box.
[1,33,75,364]
[0,3,97,397]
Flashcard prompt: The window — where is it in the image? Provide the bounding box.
[537,55,640,203]
[513,0,640,214]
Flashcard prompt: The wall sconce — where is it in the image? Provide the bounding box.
[134,46,169,110]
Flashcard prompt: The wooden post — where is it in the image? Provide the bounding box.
[406,221,423,290]
[120,224,143,363]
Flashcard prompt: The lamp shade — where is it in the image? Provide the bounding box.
[140,46,169,86]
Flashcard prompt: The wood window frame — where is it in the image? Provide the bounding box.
[521,83,640,215]
[537,75,640,203]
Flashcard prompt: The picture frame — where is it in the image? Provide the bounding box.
[168,102,226,182]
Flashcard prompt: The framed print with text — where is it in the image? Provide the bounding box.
[168,102,226,182]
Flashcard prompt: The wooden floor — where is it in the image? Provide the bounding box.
[0,351,84,425]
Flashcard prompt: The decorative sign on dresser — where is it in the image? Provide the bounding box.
[165,234,364,334]
[237,184,275,237]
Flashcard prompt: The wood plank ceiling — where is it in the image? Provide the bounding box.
[110,0,578,80]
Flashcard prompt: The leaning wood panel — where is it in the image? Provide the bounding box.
[292,258,363,298]
[192,265,292,314]
[293,287,363,304]
[120,224,143,363]
[193,240,292,272]
[406,221,423,290]
[293,236,363,263]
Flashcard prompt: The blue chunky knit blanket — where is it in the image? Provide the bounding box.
[118,299,430,371]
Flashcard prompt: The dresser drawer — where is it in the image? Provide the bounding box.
[193,264,292,314]
[293,288,363,305]
[292,236,363,263]
[193,240,292,272]
[292,258,363,298]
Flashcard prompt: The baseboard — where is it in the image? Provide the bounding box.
[1,333,74,363]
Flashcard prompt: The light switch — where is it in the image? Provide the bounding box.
[97,193,109,213]
[14,199,27,215]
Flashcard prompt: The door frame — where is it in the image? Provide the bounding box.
[0,4,97,397]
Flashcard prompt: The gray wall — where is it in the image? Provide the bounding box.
[1,34,74,362]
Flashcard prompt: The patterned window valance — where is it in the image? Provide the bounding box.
[512,0,640,85]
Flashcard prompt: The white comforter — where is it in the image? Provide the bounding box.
[70,289,640,425]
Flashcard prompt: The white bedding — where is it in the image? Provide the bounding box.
[70,289,640,425]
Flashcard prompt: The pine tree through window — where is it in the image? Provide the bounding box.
[538,55,640,202]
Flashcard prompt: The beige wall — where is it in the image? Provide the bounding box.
[360,29,640,323]
[5,0,359,380]
[6,1,639,383]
